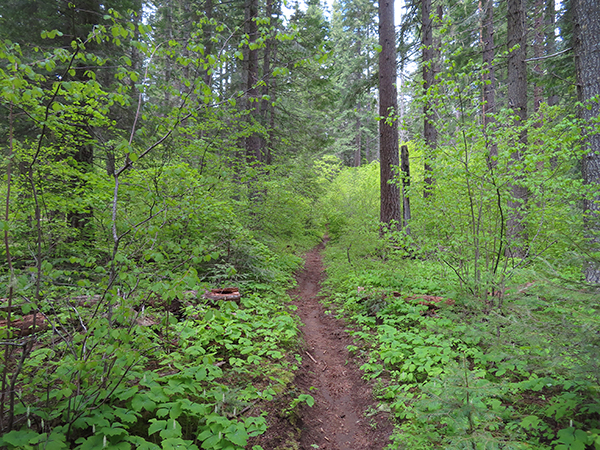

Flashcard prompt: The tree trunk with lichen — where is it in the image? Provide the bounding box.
[506,0,529,258]
[378,0,400,229]
[574,0,600,283]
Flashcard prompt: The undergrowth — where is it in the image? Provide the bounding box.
[0,278,309,450]
[322,238,600,450]
[0,159,321,449]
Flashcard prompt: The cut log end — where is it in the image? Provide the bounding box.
[203,287,242,303]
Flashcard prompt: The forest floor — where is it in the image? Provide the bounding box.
[252,239,393,449]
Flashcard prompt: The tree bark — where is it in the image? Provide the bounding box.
[260,0,277,164]
[480,0,497,167]
[354,114,362,167]
[202,0,214,87]
[506,0,529,258]
[401,144,411,235]
[246,0,262,163]
[573,0,600,283]
[65,0,105,239]
[545,0,559,108]
[379,0,401,228]
[533,0,545,113]
[422,0,437,197]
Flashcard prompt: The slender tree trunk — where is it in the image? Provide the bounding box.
[65,0,103,240]
[533,0,545,113]
[401,144,411,235]
[379,0,401,228]
[506,0,529,258]
[399,72,407,143]
[573,0,600,283]
[246,0,261,163]
[545,0,559,108]
[267,42,278,165]
[203,0,214,87]
[480,0,498,167]
[354,113,362,167]
[260,0,275,163]
[354,40,363,168]
[545,0,560,169]
[422,0,438,197]
[267,0,280,164]
[1,103,15,432]
[164,3,173,108]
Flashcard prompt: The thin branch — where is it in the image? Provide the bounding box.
[128,44,161,146]
[305,351,318,364]
[524,47,571,62]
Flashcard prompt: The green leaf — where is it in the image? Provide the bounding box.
[148,419,167,436]
[75,434,104,450]
[114,408,138,424]
[159,420,182,439]
[1,429,40,447]
[131,394,156,412]
[100,426,127,437]
[226,427,248,447]
[116,386,138,401]
[126,436,160,450]
[22,303,35,314]
[170,401,183,419]
[200,433,221,449]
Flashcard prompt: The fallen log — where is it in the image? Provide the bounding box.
[203,287,241,304]
[0,314,48,338]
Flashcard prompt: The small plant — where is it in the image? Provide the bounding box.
[290,394,315,409]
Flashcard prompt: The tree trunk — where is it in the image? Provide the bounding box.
[401,144,411,235]
[354,114,362,167]
[545,0,560,169]
[422,0,439,197]
[545,0,559,108]
[202,0,214,87]
[260,0,276,163]
[506,0,529,258]
[480,0,498,167]
[65,0,104,240]
[379,0,401,228]
[573,0,600,283]
[246,0,262,163]
[533,0,545,113]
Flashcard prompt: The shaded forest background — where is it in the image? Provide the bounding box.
[1,0,599,448]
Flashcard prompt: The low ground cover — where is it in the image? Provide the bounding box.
[322,240,600,449]
[0,278,308,449]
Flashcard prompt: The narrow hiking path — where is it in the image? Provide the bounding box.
[289,240,392,450]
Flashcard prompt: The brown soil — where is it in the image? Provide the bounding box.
[251,240,393,449]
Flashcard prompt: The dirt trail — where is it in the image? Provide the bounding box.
[289,240,392,450]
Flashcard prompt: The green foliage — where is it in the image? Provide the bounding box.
[0,3,323,446]
[0,285,302,449]
[316,160,380,245]
[321,227,600,449]
[316,78,599,445]
[1,0,596,449]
